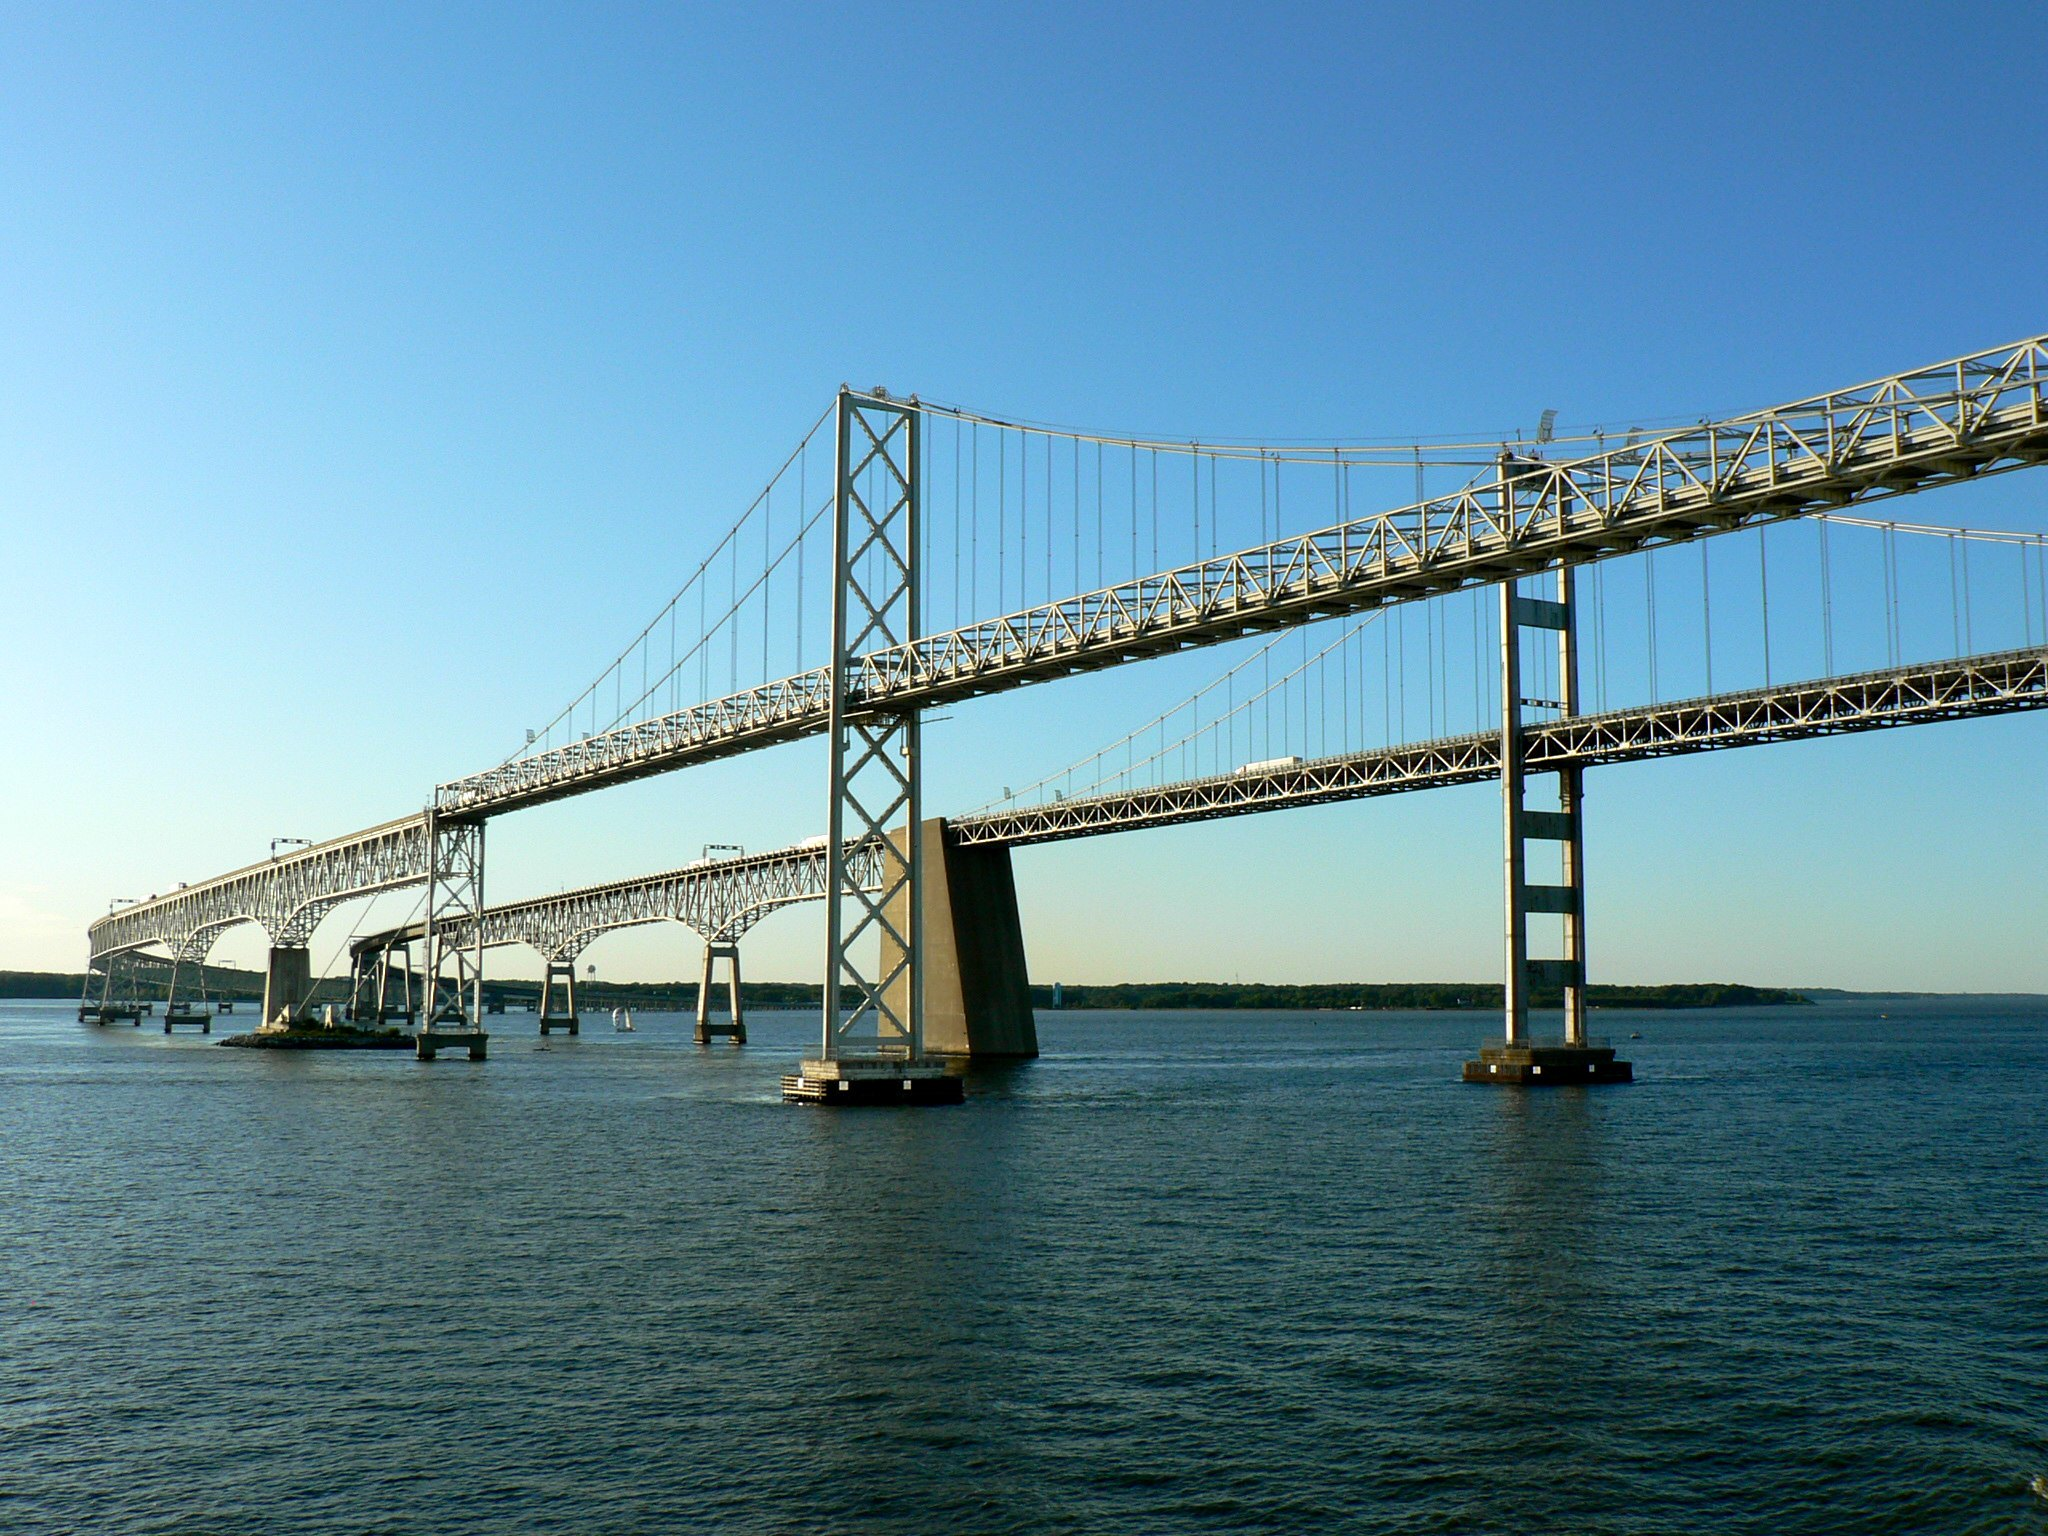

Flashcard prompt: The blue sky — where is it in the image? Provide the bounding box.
[4,1,2044,990]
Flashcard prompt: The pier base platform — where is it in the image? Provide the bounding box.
[1463,1042,1632,1085]
[416,1028,490,1061]
[696,1019,746,1045]
[781,1057,963,1106]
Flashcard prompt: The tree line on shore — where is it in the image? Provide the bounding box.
[4,969,1809,1011]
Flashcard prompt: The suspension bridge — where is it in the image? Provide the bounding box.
[83,333,2048,1098]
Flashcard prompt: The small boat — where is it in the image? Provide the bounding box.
[612,1006,635,1033]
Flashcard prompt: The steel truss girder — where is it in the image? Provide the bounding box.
[335,647,2046,971]
[86,814,432,965]
[824,392,922,1059]
[349,839,889,965]
[954,646,2048,845]
[431,334,2048,819]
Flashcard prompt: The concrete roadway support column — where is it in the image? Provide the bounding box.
[887,819,1038,1060]
[1466,560,1629,1086]
[539,959,580,1035]
[696,942,747,1044]
[262,945,313,1029]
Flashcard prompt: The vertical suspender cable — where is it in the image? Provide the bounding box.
[1397,602,1407,740]
[797,445,807,670]
[970,425,980,620]
[1130,446,1139,581]
[1019,429,1031,607]
[1818,515,1833,676]
[1758,524,1771,686]
[1095,441,1104,592]
[2022,534,2039,647]
[1884,525,1900,666]
[1960,534,1973,652]
[1150,449,1159,571]
[1700,541,1712,695]
[1196,456,1212,565]
[1647,548,1660,704]
[1948,533,1961,656]
[1342,620,1351,749]
[1473,587,1484,729]
[1072,438,1080,597]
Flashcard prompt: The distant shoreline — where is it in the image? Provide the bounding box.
[16,969,2036,1012]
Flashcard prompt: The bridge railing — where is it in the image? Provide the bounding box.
[433,334,2048,821]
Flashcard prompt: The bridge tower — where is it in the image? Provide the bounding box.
[783,388,960,1105]
[417,814,489,1060]
[1467,552,1631,1086]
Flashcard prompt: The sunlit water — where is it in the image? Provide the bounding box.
[1,996,2043,1534]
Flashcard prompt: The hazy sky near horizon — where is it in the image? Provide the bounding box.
[4,1,2044,991]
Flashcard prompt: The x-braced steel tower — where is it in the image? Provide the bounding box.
[784,389,960,1104]
[1467,465,1630,1083]
[418,814,490,1059]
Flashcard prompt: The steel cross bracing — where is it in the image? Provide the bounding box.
[85,814,430,965]
[348,647,2047,966]
[351,839,887,965]
[431,333,2048,820]
[954,646,2048,846]
[823,392,923,1061]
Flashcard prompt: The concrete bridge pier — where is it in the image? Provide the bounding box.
[891,819,1038,1061]
[695,941,745,1044]
[262,945,314,1028]
[538,959,579,1035]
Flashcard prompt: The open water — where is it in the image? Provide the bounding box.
[0,995,2043,1535]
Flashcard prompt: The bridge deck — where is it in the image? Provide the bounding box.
[435,334,2048,819]
[349,645,2047,961]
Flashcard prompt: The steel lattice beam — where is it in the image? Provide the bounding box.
[86,815,430,965]
[345,647,2047,967]
[956,646,2048,845]
[434,334,2048,819]
[350,839,888,963]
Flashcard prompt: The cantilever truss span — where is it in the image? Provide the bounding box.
[435,333,2048,820]
[351,647,2046,964]
[352,840,887,964]
[87,815,430,965]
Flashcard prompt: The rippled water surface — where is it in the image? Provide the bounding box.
[2,996,2044,1534]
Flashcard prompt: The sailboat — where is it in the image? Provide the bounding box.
[612,1005,635,1033]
